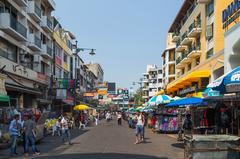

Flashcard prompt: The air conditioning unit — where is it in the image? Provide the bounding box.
[34,55,41,63]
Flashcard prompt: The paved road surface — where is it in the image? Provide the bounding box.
[0,119,184,159]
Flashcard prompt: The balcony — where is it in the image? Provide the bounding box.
[181,32,194,45]
[28,1,42,22]
[41,16,53,32]
[28,34,42,51]
[15,0,28,7]
[176,39,187,52]
[0,13,27,41]
[181,52,191,64]
[176,57,185,69]
[41,44,52,58]
[172,32,180,42]
[168,59,175,65]
[143,79,149,83]
[188,44,201,58]
[42,0,56,10]
[142,87,149,91]
[188,20,202,37]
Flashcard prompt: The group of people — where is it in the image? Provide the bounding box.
[9,113,40,157]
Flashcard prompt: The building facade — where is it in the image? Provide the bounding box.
[86,63,104,84]
[166,0,226,97]
[0,0,55,109]
[162,33,176,89]
[142,65,163,103]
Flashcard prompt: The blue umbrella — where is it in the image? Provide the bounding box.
[166,97,207,107]
[213,66,240,93]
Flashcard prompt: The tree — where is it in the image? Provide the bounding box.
[133,88,144,107]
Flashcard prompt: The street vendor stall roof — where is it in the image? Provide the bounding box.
[166,97,206,107]
[0,94,10,102]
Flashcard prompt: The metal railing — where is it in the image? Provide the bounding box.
[34,4,41,18]
[188,44,201,53]
[189,20,201,32]
[176,57,182,65]
[181,31,188,40]
[176,39,181,48]
[10,16,27,38]
[47,17,53,29]
[34,35,41,48]
[47,46,52,56]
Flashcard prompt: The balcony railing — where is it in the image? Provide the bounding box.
[189,20,201,32]
[47,17,53,29]
[10,16,27,38]
[34,35,41,48]
[176,57,181,65]
[181,32,188,40]
[34,4,41,18]
[47,46,52,56]
[176,39,181,48]
[188,44,201,53]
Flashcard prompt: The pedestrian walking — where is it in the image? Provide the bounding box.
[9,114,20,157]
[117,112,122,125]
[61,114,72,145]
[183,113,193,137]
[95,113,99,126]
[23,114,40,156]
[134,111,145,144]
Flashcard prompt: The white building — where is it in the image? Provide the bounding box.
[142,65,163,103]
[0,0,55,108]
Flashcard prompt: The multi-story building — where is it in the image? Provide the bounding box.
[166,0,225,97]
[0,0,55,109]
[142,65,163,103]
[162,33,176,89]
[86,63,104,84]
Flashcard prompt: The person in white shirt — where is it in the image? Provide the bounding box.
[134,111,145,144]
[61,114,72,145]
[106,112,111,122]
[117,112,122,125]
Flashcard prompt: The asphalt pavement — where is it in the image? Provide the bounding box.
[0,119,184,159]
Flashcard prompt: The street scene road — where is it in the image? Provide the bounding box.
[1,119,183,159]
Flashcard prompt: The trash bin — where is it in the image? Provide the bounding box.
[184,135,240,159]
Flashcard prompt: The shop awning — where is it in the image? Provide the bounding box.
[166,97,207,107]
[167,70,211,93]
[0,94,10,102]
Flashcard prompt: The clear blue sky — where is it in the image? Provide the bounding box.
[54,0,183,89]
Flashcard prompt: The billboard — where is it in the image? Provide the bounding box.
[56,89,67,99]
[108,82,116,95]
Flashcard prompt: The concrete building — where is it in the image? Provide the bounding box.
[142,65,163,103]
[86,63,104,84]
[0,0,55,109]
[166,0,226,97]
[162,33,176,89]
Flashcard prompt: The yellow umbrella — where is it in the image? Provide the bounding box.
[74,105,89,111]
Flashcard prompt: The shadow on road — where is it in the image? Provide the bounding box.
[171,143,184,149]
[36,153,169,159]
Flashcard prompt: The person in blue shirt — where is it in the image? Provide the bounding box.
[9,114,20,157]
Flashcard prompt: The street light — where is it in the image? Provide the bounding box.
[73,40,96,106]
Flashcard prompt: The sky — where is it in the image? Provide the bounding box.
[54,0,184,89]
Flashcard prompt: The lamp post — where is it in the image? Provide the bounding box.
[73,41,96,106]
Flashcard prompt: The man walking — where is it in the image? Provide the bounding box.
[117,112,122,125]
[61,114,72,145]
[134,111,145,144]
[23,114,40,156]
[9,114,20,157]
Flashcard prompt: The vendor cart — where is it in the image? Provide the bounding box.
[184,135,240,159]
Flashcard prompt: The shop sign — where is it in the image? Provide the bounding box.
[55,56,62,66]
[226,84,240,93]
[37,73,48,82]
[0,74,7,95]
[222,0,240,29]
[179,86,196,95]
[231,71,240,82]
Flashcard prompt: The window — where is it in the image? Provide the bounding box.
[0,38,17,62]
[206,23,214,41]
[0,1,4,13]
[41,61,45,74]
[182,68,185,75]
[41,33,46,44]
[188,63,191,71]
[63,53,67,62]
[207,48,214,59]
[55,44,61,57]
[196,57,200,65]
[207,0,214,17]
